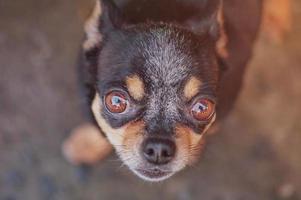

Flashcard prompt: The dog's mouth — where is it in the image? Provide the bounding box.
[133,168,174,181]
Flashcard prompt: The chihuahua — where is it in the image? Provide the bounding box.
[63,0,292,182]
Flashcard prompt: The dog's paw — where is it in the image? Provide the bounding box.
[262,0,292,44]
[62,123,112,165]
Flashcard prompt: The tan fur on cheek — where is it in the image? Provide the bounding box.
[175,125,206,165]
[83,0,102,50]
[174,115,216,165]
[122,121,145,156]
[91,93,145,158]
[92,93,125,148]
[184,76,202,100]
[126,75,145,101]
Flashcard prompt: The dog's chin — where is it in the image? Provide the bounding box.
[132,168,175,182]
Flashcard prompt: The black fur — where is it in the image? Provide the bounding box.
[78,0,262,134]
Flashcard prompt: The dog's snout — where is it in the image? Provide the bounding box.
[142,138,176,165]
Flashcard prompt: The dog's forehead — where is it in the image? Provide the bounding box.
[127,28,195,124]
[124,27,205,121]
[140,27,192,86]
[130,28,190,119]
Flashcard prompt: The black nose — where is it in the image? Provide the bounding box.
[142,138,176,165]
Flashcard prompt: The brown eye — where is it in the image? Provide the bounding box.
[191,99,215,121]
[105,91,129,113]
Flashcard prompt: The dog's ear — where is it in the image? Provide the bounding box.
[99,0,124,31]
[185,0,222,40]
[83,0,124,50]
[81,0,125,103]
[185,0,229,71]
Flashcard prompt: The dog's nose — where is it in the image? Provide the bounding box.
[142,138,176,165]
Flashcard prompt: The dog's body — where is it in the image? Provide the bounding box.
[63,0,291,181]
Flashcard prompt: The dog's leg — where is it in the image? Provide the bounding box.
[62,123,112,165]
[63,1,109,166]
[262,0,292,43]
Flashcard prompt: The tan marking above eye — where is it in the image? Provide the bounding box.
[183,76,202,100]
[126,75,145,101]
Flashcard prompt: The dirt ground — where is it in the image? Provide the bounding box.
[0,0,300,199]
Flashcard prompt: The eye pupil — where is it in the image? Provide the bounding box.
[112,96,121,106]
[191,99,215,121]
[196,103,207,112]
[105,91,128,113]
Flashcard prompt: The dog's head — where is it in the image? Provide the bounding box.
[85,0,225,181]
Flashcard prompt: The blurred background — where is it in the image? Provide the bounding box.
[0,0,300,199]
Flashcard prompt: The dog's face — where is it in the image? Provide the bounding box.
[86,0,221,181]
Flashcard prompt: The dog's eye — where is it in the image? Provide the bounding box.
[191,99,215,121]
[105,91,129,113]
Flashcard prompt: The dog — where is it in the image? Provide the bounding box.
[63,0,292,182]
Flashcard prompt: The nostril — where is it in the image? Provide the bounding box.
[142,138,176,165]
[146,147,154,156]
[162,149,170,158]
[162,142,175,159]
